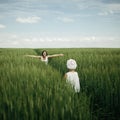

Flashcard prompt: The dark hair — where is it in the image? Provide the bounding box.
[41,50,48,56]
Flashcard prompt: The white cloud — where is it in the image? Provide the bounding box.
[98,11,111,16]
[83,36,96,41]
[0,33,120,48]
[0,24,6,29]
[107,3,120,12]
[57,17,74,23]
[99,3,120,16]
[16,16,41,23]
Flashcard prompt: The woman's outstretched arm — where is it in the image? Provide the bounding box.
[48,53,64,58]
[24,55,41,58]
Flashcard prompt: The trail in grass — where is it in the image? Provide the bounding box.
[33,49,64,78]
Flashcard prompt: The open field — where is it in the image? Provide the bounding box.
[0,48,120,120]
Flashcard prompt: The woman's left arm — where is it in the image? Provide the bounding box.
[48,54,64,58]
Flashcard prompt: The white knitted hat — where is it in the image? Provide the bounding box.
[67,59,77,69]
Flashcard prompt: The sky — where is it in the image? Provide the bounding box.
[0,0,120,48]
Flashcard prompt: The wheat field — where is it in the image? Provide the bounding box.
[0,48,120,120]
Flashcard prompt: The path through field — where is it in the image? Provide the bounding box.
[0,48,120,120]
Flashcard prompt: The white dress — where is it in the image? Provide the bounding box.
[66,71,80,92]
[41,56,48,65]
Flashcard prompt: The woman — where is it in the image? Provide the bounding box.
[25,50,64,64]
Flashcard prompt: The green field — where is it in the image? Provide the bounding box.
[0,48,120,120]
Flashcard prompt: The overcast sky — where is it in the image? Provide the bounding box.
[0,0,120,48]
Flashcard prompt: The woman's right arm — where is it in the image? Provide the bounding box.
[24,55,41,58]
[64,73,67,79]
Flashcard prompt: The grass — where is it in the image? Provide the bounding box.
[0,48,120,120]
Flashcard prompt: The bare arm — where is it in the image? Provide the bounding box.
[24,55,41,58]
[48,53,64,58]
[64,73,67,79]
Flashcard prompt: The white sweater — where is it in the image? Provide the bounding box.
[66,71,80,92]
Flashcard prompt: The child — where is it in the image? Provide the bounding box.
[64,59,80,92]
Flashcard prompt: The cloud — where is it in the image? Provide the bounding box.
[0,24,6,29]
[98,2,120,16]
[0,32,120,48]
[107,3,120,13]
[16,16,41,23]
[57,17,74,23]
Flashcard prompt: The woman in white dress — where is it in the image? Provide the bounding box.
[25,50,64,64]
[64,59,80,92]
